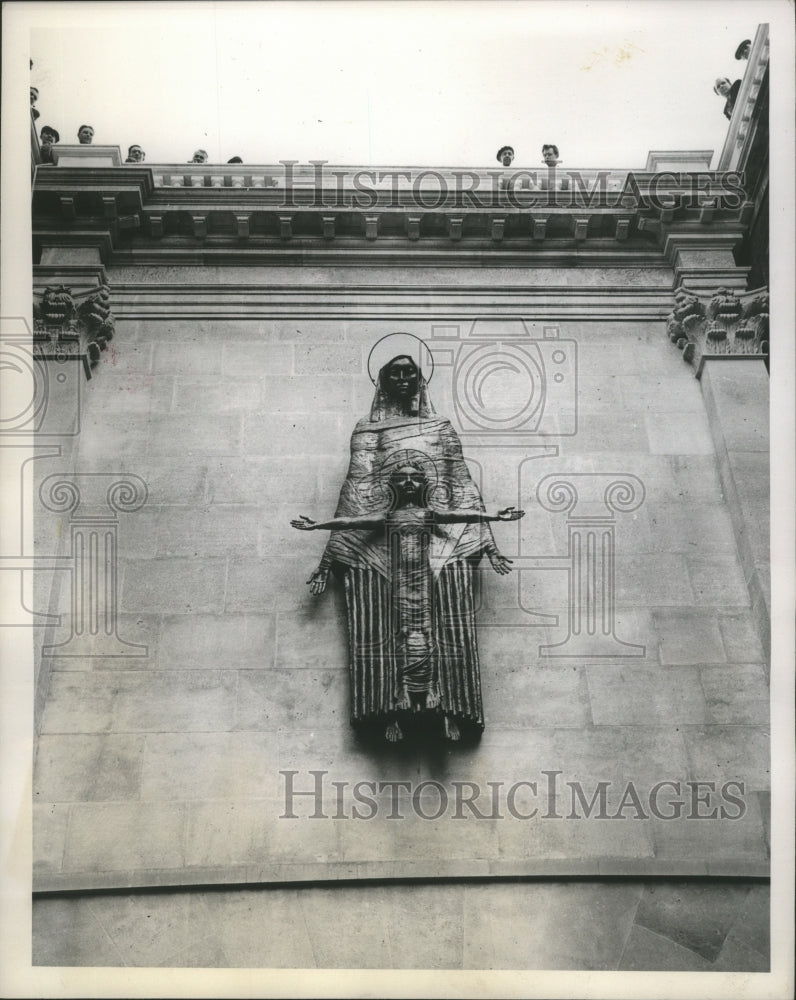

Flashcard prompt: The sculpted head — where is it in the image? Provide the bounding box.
[390,462,428,505]
[77,124,94,144]
[381,355,420,403]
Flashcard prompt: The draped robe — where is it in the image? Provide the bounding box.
[320,373,495,731]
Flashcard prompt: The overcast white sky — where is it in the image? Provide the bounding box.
[29,0,764,168]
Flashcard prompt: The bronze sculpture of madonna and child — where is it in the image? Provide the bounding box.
[290,335,523,743]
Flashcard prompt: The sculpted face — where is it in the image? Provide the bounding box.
[77,126,94,144]
[384,356,420,401]
[391,464,427,503]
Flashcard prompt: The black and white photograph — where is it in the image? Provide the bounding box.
[1,0,794,996]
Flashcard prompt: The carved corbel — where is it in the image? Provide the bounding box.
[615,217,631,241]
[33,281,116,374]
[405,216,421,241]
[279,215,293,240]
[666,285,769,371]
[33,286,77,343]
[572,217,589,241]
[531,217,548,242]
[699,199,717,225]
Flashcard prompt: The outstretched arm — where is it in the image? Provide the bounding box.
[435,507,524,525]
[291,513,386,531]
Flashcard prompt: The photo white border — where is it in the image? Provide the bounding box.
[2,2,793,997]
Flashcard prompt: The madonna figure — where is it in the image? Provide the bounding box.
[301,337,517,741]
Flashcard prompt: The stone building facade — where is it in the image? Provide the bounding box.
[22,26,773,974]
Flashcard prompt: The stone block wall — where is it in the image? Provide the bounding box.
[32,279,770,890]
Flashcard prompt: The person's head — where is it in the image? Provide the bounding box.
[126,144,145,162]
[496,145,514,166]
[30,86,39,105]
[389,462,429,506]
[227,156,243,164]
[77,124,94,144]
[192,148,209,163]
[713,77,732,96]
[542,144,559,165]
[380,355,420,403]
[40,125,59,145]
[735,39,751,60]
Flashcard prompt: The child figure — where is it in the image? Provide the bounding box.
[292,460,524,742]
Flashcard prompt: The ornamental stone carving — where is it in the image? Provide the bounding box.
[34,282,116,374]
[666,285,768,370]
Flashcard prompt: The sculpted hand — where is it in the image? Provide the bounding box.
[488,550,514,575]
[291,515,317,531]
[307,566,329,595]
[497,507,525,521]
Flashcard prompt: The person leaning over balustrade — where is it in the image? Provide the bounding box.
[125,144,146,163]
[542,143,560,166]
[39,125,59,163]
[714,77,741,120]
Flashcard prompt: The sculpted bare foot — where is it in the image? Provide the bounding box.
[385,721,403,742]
[426,687,440,709]
[443,715,460,741]
[395,687,411,711]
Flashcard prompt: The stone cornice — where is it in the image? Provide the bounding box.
[33,159,752,268]
[107,281,674,321]
[717,24,769,172]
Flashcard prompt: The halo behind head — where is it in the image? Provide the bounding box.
[368,333,434,385]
